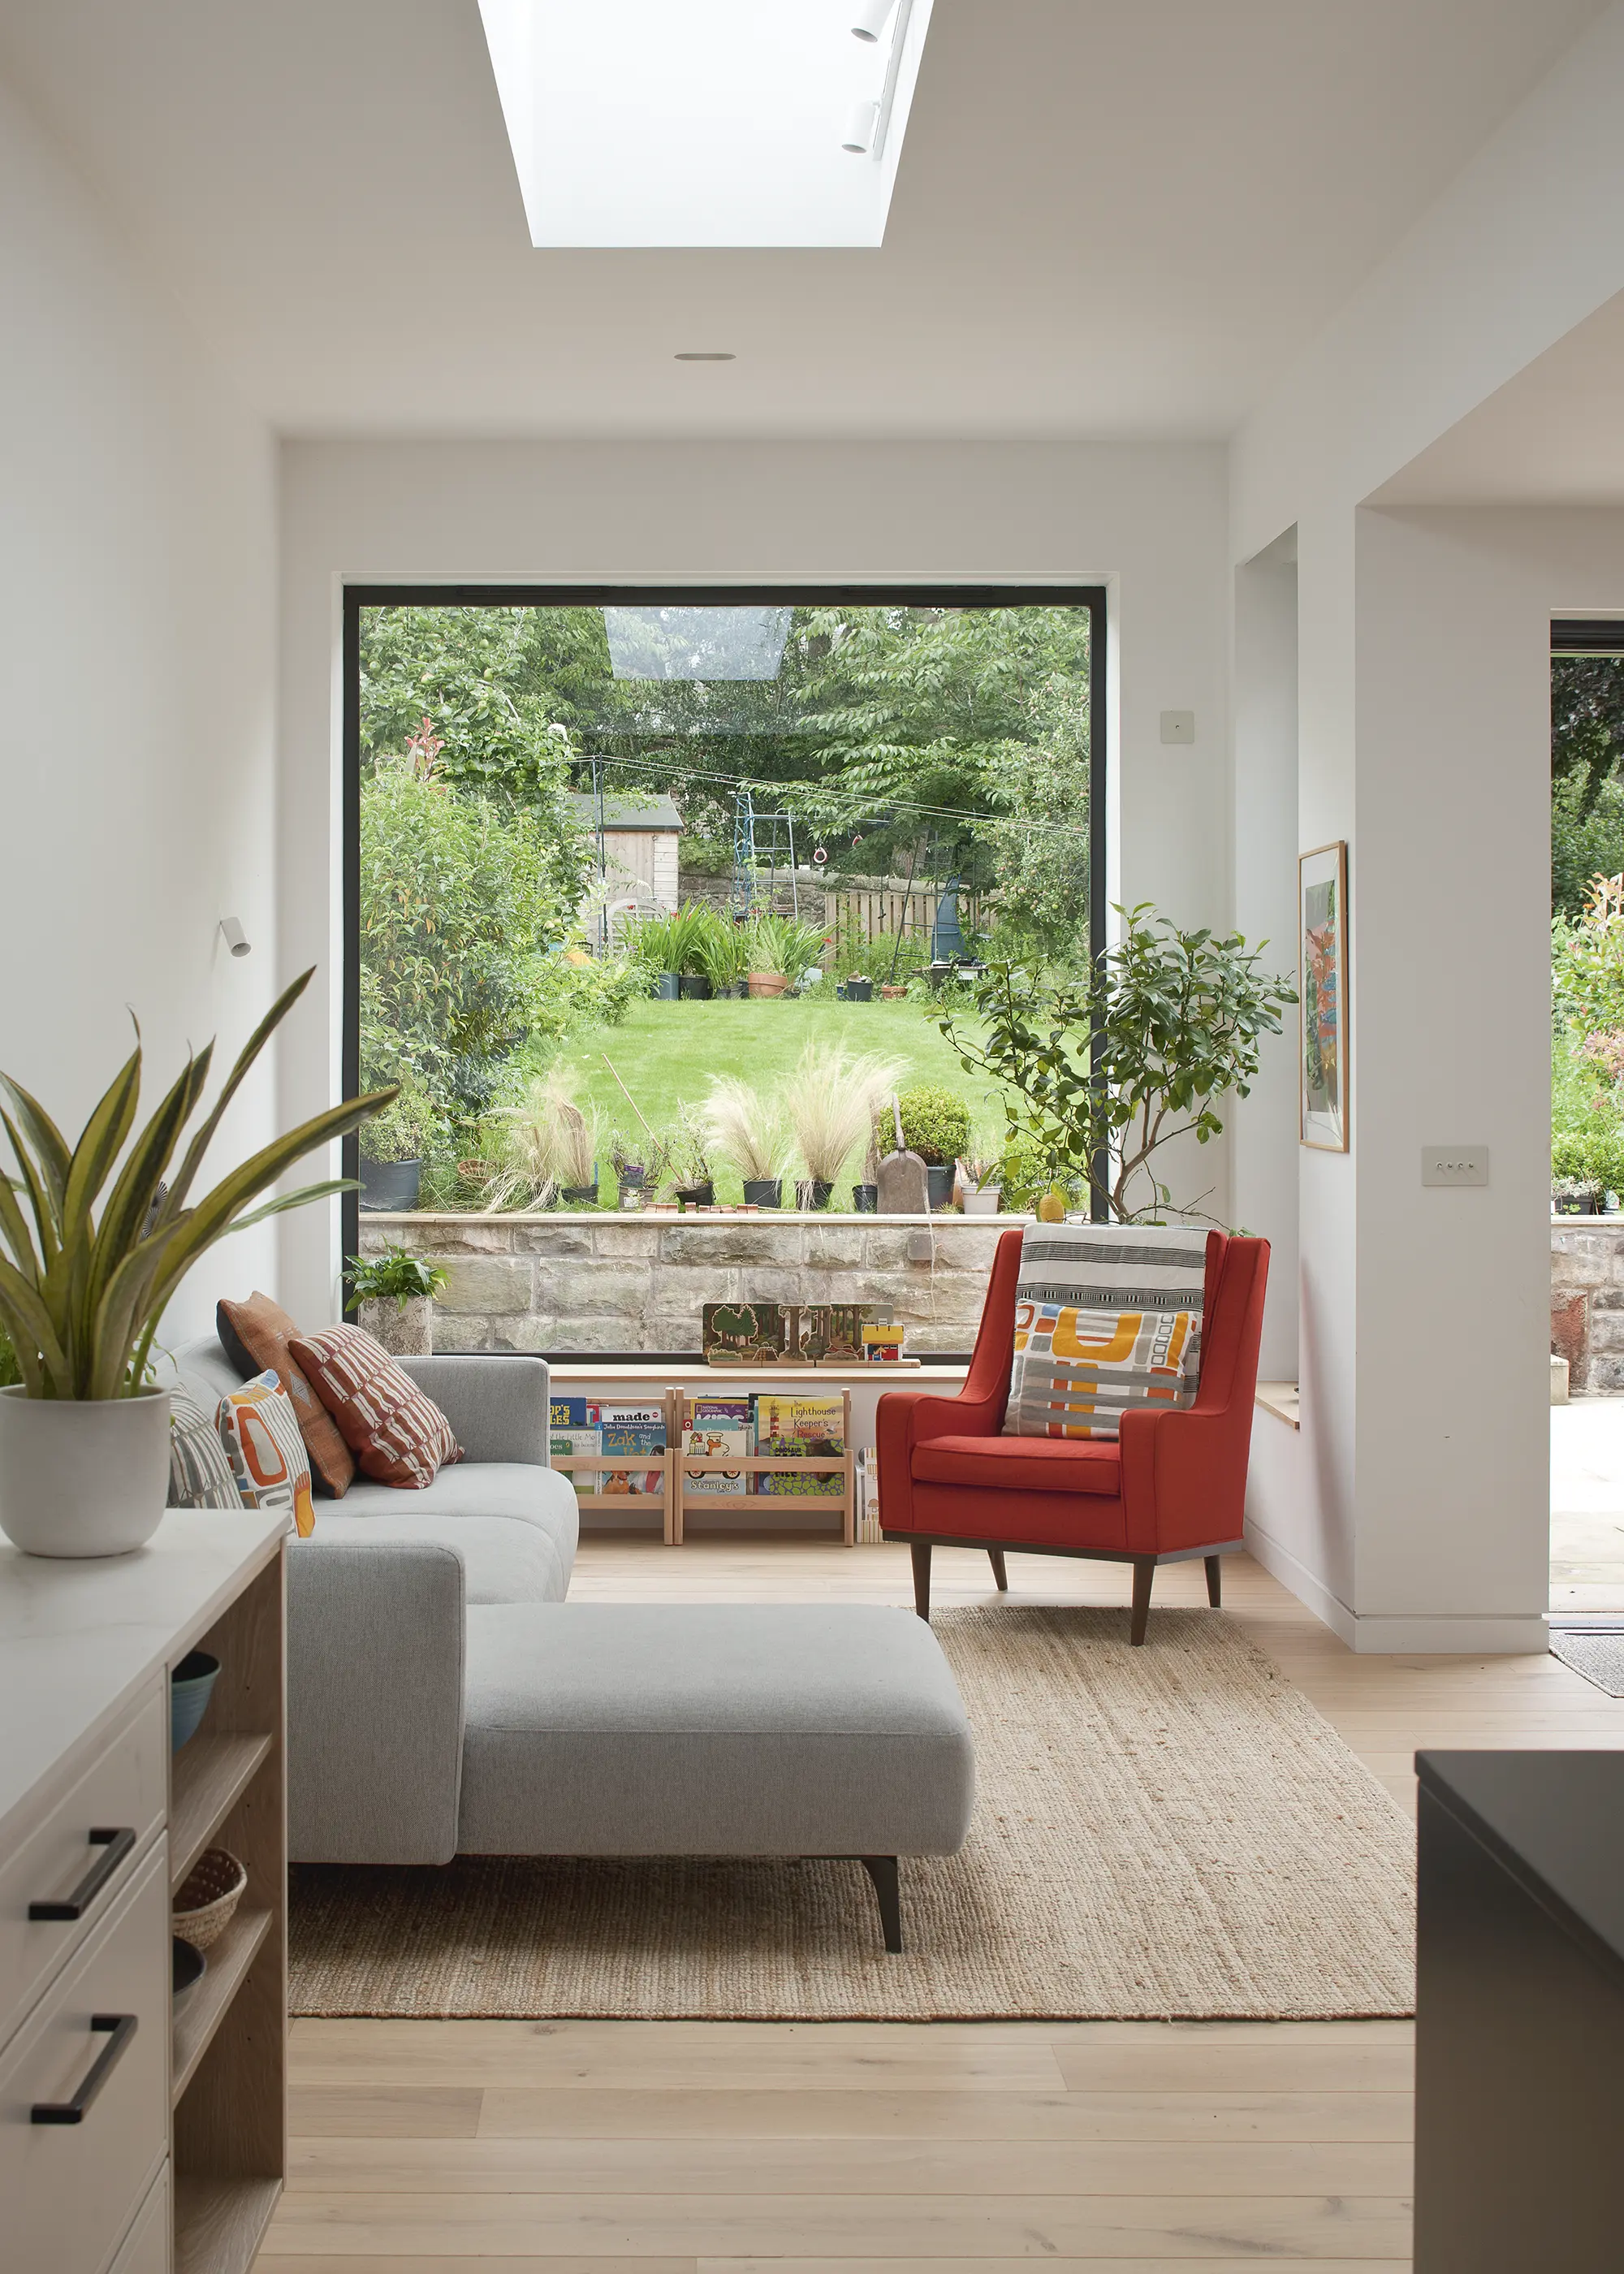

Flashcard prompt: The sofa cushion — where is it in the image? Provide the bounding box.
[1004,1222,1211,1441]
[298,1510,569,1606]
[458,1603,975,1858]
[913,1433,1121,1497]
[290,1323,462,1489]
[166,1390,242,1510]
[217,1371,316,1537]
[218,1291,356,1497]
[339,1457,579,1545]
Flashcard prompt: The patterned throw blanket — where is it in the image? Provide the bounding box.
[1003,1222,1210,1440]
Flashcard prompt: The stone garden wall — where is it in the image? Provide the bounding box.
[1551,1218,1624,1392]
[358,1212,1020,1355]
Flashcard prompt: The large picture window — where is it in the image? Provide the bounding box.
[343,585,1106,1356]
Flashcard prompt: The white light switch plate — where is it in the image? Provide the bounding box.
[1160,710,1195,746]
[1422,1146,1489,1187]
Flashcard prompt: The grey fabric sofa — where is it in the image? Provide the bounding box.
[168,1336,578,1864]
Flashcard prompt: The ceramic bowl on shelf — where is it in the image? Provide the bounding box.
[169,1649,220,1751]
[173,1846,247,1951]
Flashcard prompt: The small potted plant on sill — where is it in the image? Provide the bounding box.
[347,1246,447,1357]
[0,969,391,1559]
[700,1075,791,1208]
[667,1109,716,1208]
[958,1152,1003,1215]
[357,1075,443,1213]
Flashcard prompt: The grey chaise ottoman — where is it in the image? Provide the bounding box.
[456,1604,976,1950]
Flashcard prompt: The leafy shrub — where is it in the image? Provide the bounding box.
[1553,1022,1624,1198]
[347,1247,447,1310]
[892,1083,972,1166]
[628,901,727,979]
[358,1076,447,1165]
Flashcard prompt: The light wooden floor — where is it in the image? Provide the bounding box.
[262,1537,1624,2274]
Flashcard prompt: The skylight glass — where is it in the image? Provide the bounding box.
[477,0,932,248]
[603,607,793,681]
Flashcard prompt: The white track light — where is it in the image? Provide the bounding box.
[851,0,897,40]
[842,99,878,153]
[218,916,251,958]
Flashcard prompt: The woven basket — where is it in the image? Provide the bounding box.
[172,1847,247,1952]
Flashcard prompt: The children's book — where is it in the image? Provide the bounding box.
[754,1394,844,1494]
[596,1401,666,1495]
[682,1396,752,1496]
[549,1425,603,1495]
[550,1396,592,1428]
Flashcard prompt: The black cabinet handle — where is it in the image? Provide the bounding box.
[28,1827,136,1922]
[30,2014,138,2124]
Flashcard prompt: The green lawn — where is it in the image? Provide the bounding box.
[551,994,1003,1202]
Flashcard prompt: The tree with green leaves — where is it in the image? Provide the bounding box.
[942,906,1296,1221]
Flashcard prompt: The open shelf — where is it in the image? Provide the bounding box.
[174,2174,281,2274]
[171,1734,271,1891]
[172,1905,272,2103]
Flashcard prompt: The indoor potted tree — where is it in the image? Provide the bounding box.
[0,968,392,1558]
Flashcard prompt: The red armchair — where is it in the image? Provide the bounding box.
[878,1226,1269,1643]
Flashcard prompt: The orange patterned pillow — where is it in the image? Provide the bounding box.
[287,1325,461,1489]
[216,1372,317,1537]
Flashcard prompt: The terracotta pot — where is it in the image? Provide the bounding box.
[747,972,790,998]
[880,984,908,1000]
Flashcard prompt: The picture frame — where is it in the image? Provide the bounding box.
[1299,840,1349,1152]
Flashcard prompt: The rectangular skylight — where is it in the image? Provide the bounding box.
[477,0,932,248]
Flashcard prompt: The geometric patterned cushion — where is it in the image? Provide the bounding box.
[1002,1223,1210,1442]
[215,1370,317,1537]
[167,1390,244,1510]
[216,1291,356,1498]
[287,1325,462,1490]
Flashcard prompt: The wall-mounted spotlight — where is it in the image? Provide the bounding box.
[219,916,251,958]
[841,99,879,153]
[852,0,898,41]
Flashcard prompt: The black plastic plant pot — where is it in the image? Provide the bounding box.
[926,1165,955,1211]
[842,979,873,1002]
[359,1158,421,1213]
[796,1178,836,1210]
[742,1179,783,1208]
[853,1183,879,1213]
[676,1182,715,1208]
[678,974,713,1000]
[655,972,680,1000]
[560,1182,598,1205]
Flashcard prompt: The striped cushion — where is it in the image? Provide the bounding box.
[167,1390,243,1510]
[1003,1223,1210,1442]
[216,1370,317,1537]
[289,1325,461,1490]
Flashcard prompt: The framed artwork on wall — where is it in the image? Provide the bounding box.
[1299,840,1349,1151]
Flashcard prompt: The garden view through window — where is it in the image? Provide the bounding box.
[349,588,1104,1354]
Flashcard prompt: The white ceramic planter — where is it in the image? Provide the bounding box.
[962,1188,1002,1216]
[0,1386,172,1558]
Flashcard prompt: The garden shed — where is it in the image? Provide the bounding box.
[572,790,683,944]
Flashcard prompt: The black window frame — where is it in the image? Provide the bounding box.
[342,580,1110,1328]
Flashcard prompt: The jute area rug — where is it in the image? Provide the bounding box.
[288,1605,1415,2022]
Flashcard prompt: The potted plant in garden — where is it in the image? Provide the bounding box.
[699,1075,793,1208]
[890,1084,973,1210]
[487,1070,603,1208]
[784,1044,901,1210]
[0,968,391,1558]
[346,1245,447,1357]
[357,1075,443,1213]
[695,909,750,1001]
[840,971,874,1003]
[667,1109,716,1208]
[608,1127,650,1207]
[958,1152,1003,1215]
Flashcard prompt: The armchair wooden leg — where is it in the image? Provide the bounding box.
[909,1540,933,1622]
[860,1856,903,1953]
[1129,1555,1155,1645]
[987,1548,1009,1592]
[1205,1554,1223,1608]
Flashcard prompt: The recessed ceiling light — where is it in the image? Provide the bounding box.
[674,352,736,362]
[477,0,932,248]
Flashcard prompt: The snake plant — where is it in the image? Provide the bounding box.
[0,967,395,1400]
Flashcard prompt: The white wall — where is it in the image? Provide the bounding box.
[0,70,280,1342]
[275,438,1231,1318]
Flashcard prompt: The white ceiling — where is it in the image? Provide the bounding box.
[1376,289,1624,504]
[0,0,1606,441]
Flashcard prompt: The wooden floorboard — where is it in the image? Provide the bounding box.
[261,1537,1624,2272]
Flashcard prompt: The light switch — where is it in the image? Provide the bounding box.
[1422,1146,1488,1187]
[1160,710,1195,746]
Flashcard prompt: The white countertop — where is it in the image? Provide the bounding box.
[0,1508,287,1846]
